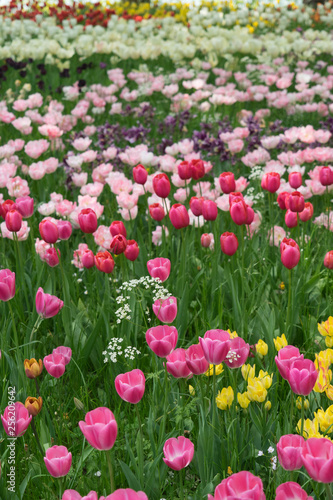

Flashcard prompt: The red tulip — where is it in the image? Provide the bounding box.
[319,166,333,186]
[5,209,22,232]
[110,234,127,255]
[289,172,302,189]
[95,251,115,273]
[189,196,204,216]
[280,238,300,269]
[324,250,333,269]
[202,200,218,221]
[110,220,127,238]
[149,203,165,221]
[299,202,313,222]
[220,232,238,256]
[288,191,305,213]
[261,172,280,193]
[124,240,139,261]
[189,159,205,180]
[178,161,191,180]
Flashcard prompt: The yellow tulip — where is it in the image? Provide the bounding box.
[273,334,288,351]
[216,387,234,410]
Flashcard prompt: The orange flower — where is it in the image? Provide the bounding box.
[24,358,43,379]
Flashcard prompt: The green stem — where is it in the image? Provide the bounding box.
[290,391,294,434]
[212,364,216,431]
[30,418,44,457]
[106,449,115,493]
[8,300,19,349]
[179,468,184,500]
[286,269,292,338]
[58,476,63,500]
[14,232,30,311]
[326,483,332,500]
[135,404,144,484]
[29,316,43,344]
[300,395,305,439]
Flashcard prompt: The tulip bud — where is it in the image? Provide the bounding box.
[24,358,43,379]
[149,203,165,221]
[74,397,85,411]
[25,396,43,417]
[169,204,190,229]
[15,196,34,218]
[230,198,247,225]
[201,233,212,248]
[95,251,115,273]
[110,234,127,255]
[133,164,148,185]
[277,192,291,210]
[110,220,127,238]
[189,196,204,216]
[324,251,333,270]
[178,161,191,180]
[81,249,95,269]
[39,219,59,243]
[299,202,314,222]
[288,192,305,213]
[5,209,22,232]
[285,209,298,228]
[202,200,218,221]
[57,220,72,240]
[219,172,235,194]
[78,208,98,234]
[189,159,205,180]
[261,172,280,193]
[288,172,302,189]
[153,173,171,198]
[220,232,238,256]
[319,166,333,186]
[280,238,300,269]
[124,240,139,261]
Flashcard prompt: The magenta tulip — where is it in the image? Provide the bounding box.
[57,220,72,240]
[39,219,59,243]
[133,164,148,185]
[178,161,191,180]
[185,343,209,375]
[62,491,98,500]
[288,191,305,213]
[79,407,117,451]
[110,234,127,255]
[224,337,250,369]
[44,247,60,267]
[220,232,238,256]
[152,296,177,323]
[202,200,218,221]
[35,287,64,318]
[219,172,235,194]
[115,369,145,404]
[275,346,304,380]
[286,358,318,396]
[5,209,22,232]
[280,238,300,269]
[201,233,213,248]
[147,258,171,282]
[301,437,333,483]
[43,353,66,378]
[15,196,34,218]
[153,173,171,198]
[189,196,204,216]
[208,471,266,500]
[100,489,148,500]
[82,249,95,269]
[277,191,291,210]
[44,445,72,478]
[276,434,305,471]
[166,348,193,379]
[124,240,139,261]
[0,269,15,301]
[149,203,165,221]
[78,208,98,234]
[285,210,298,228]
[189,159,205,180]
[275,482,313,500]
[169,204,190,229]
[52,346,72,365]
[110,220,127,238]
[163,436,194,470]
[319,166,333,186]
[289,172,302,189]
[199,329,230,365]
[299,202,314,222]
[1,402,32,437]
[324,251,333,270]
[230,198,248,225]
[261,172,280,193]
[145,325,178,358]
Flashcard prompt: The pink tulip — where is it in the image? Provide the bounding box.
[79,407,117,452]
[39,219,59,243]
[35,287,64,318]
[324,251,333,270]
[224,337,250,369]
[15,196,34,218]
[1,402,32,437]
[289,172,302,189]
[199,329,230,365]
[299,202,314,222]
[166,348,193,378]
[301,437,333,483]
[280,238,300,269]
[245,206,254,225]
[115,369,145,404]
[275,482,313,500]
[230,198,248,225]
[82,249,95,269]
[275,346,304,380]
[57,220,72,240]
[219,172,235,194]
[44,445,72,478]
[100,489,148,500]
[147,258,171,282]
[189,159,205,180]
[261,172,280,193]
[5,209,22,232]
[124,240,140,262]
[208,471,266,500]
[178,161,191,180]
[201,233,213,249]
[288,192,305,213]
[43,353,66,378]
[152,296,177,323]
[185,344,209,375]
[285,210,298,228]
[287,358,318,396]
[133,164,148,185]
[276,434,305,471]
[153,173,171,198]
[189,196,204,216]
[146,325,178,358]
[149,203,165,221]
[53,346,72,365]
[202,200,218,221]
[163,436,194,470]
[110,221,127,238]
[277,192,290,210]
[169,204,190,229]
[319,166,333,186]
[220,232,238,256]
[44,247,60,267]
[62,491,98,500]
[78,208,98,234]
[0,269,15,301]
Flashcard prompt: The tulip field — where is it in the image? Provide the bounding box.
[2,0,333,498]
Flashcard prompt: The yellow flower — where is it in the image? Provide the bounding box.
[326,385,333,400]
[314,364,332,393]
[296,396,309,410]
[315,406,333,433]
[25,397,43,417]
[189,385,195,396]
[326,337,333,348]
[228,329,238,339]
[258,370,273,390]
[318,317,333,337]
[315,350,333,369]
[227,466,233,475]
[265,401,271,411]
[247,378,267,403]
[205,364,223,377]
[273,334,288,351]
[256,339,268,358]
[241,363,256,381]
[296,418,320,438]
[216,386,234,410]
[237,392,251,409]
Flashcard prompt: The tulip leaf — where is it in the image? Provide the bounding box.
[118,460,142,490]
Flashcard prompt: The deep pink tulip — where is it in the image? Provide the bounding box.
[280,238,300,269]
[100,489,148,500]
[82,249,95,269]
[201,233,213,248]
[169,204,190,229]
[15,196,34,218]
[280,237,299,254]
[288,192,305,213]
[152,296,177,323]
[5,209,22,232]
[0,269,15,301]
[39,219,59,243]
[146,325,178,358]
[163,436,194,470]
[275,346,304,380]
[44,247,60,267]
[202,200,218,221]
[220,232,238,256]
[57,220,72,240]
[230,198,248,225]
[319,166,333,186]
[95,251,114,274]
[2,199,16,217]
[35,287,64,318]
[285,210,298,228]
[110,221,127,238]
[53,346,72,365]
[301,437,333,483]
[147,257,171,282]
[261,172,280,193]
[289,172,302,189]
[79,407,118,451]
[185,344,209,375]
[299,202,314,222]
[275,482,313,500]
[199,329,230,365]
[110,234,127,255]
[43,353,66,378]
[44,445,72,478]
[219,172,235,194]
[277,191,290,210]
[208,471,266,500]
[189,196,204,216]
[189,159,205,180]
[229,192,243,204]
[324,251,333,270]
[78,208,98,233]
[276,434,305,471]
[153,173,170,198]
[115,369,145,404]
[133,164,148,185]
[287,358,318,396]
[224,337,250,369]
[166,348,193,379]
[178,161,191,180]
[62,490,98,500]
[1,402,32,437]
[124,240,139,261]
[245,206,255,225]
[149,203,165,221]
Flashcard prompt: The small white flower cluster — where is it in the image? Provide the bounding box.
[124,346,141,360]
[257,447,277,470]
[248,166,263,180]
[103,338,141,363]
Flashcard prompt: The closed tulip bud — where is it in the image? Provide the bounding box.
[178,161,191,180]
[289,172,302,189]
[133,164,148,185]
[2,199,16,216]
[149,203,165,221]
[147,257,171,282]
[202,200,218,221]
[24,358,43,379]
[185,343,209,375]
[0,269,15,301]
[245,206,254,225]
[220,232,238,256]
[299,202,314,222]
[219,172,236,194]
[110,234,127,255]
[39,219,59,243]
[25,396,43,417]
[124,240,139,261]
[280,238,300,269]
[288,191,305,213]
[230,198,248,225]
[35,287,63,318]
[153,296,177,323]
[287,358,318,396]
[319,166,333,186]
[324,251,333,269]
[153,173,171,198]
[169,203,190,229]
[115,369,145,404]
[73,397,85,412]
[44,445,72,478]
[285,209,298,228]
[44,247,60,267]
[277,191,291,210]
[81,249,95,268]
[146,325,178,358]
[95,251,115,273]
[189,159,205,180]
[189,196,204,216]
[277,434,305,471]
[1,402,32,437]
[110,220,127,238]
[216,386,234,410]
[5,209,22,232]
[15,196,34,218]
[261,172,280,193]
[57,220,72,240]
[78,208,97,233]
[79,407,117,451]
[201,233,213,248]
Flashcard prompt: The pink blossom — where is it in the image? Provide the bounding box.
[6,176,30,198]
[1,221,30,241]
[72,138,92,152]
[38,124,63,139]
[25,140,49,159]
[72,173,88,187]
[152,225,169,246]
[118,206,138,221]
[103,147,117,161]
[93,225,112,249]
[38,202,56,216]
[56,200,76,217]
[80,182,104,197]
[80,150,97,163]
[12,117,32,135]
[44,158,59,174]
[29,162,46,180]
